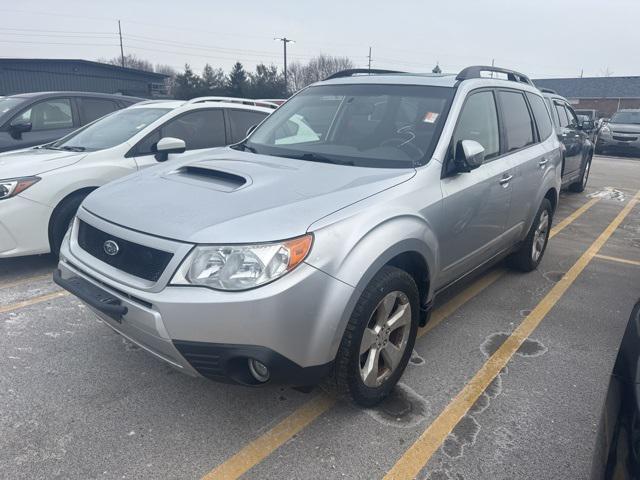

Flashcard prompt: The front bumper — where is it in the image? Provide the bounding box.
[0,195,52,258]
[57,226,354,386]
[597,134,640,153]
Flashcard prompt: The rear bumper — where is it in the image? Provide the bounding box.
[0,195,52,258]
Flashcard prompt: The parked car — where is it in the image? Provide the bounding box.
[577,114,598,141]
[590,300,640,479]
[575,108,599,123]
[0,92,142,153]
[540,89,594,192]
[0,98,273,258]
[55,66,562,406]
[596,109,640,156]
[257,98,287,106]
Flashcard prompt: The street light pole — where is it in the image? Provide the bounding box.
[274,37,294,93]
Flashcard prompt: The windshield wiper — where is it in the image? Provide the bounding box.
[59,146,86,152]
[285,152,354,166]
[231,141,257,153]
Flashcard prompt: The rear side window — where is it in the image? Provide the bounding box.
[12,98,73,131]
[555,103,570,128]
[80,98,118,124]
[452,91,500,160]
[228,109,268,143]
[526,93,553,140]
[135,109,226,155]
[498,91,535,151]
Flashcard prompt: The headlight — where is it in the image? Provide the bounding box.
[600,124,611,134]
[0,176,41,200]
[171,234,313,291]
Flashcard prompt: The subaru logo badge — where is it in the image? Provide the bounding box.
[103,240,120,256]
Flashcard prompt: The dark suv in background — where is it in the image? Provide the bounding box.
[0,92,142,152]
[540,89,593,192]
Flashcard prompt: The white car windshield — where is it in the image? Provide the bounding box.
[49,107,170,152]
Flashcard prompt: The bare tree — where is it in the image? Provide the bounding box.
[98,54,154,72]
[288,54,354,92]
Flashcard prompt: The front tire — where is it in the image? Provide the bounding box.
[49,193,87,257]
[569,155,592,193]
[507,199,553,272]
[328,266,419,407]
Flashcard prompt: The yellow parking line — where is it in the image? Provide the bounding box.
[0,290,69,314]
[199,196,603,479]
[201,394,336,480]
[550,197,600,236]
[384,191,640,480]
[0,273,52,290]
[595,254,640,268]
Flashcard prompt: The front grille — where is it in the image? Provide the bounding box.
[613,135,637,142]
[77,221,173,282]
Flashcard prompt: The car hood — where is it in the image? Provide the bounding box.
[607,122,640,133]
[82,148,415,243]
[0,147,86,178]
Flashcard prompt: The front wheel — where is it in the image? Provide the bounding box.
[327,266,419,407]
[569,155,592,193]
[507,199,553,272]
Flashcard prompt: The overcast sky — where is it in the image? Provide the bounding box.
[2,0,638,79]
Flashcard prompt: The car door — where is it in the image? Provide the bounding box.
[564,103,589,172]
[226,109,269,143]
[4,97,77,150]
[500,90,551,240]
[554,101,582,176]
[77,97,120,125]
[131,108,227,169]
[439,89,513,286]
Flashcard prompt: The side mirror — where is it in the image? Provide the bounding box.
[246,124,258,137]
[8,122,32,140]
[454,140,485,173]
[580,120,594,130]
[154,137,186,162]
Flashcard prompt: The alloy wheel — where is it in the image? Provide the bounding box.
[582,161,591,189]
[359,291,412,387]
[531,210,550,262]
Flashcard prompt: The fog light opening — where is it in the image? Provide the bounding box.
[248,358,270,383]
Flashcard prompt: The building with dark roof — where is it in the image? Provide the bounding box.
[534,76,640,117]
[0,58,169,98]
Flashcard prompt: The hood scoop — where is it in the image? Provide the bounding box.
[169,163,248,192]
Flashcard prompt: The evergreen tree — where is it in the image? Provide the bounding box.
[227,62,248,97]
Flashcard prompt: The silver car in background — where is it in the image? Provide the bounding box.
[55,66,562,406]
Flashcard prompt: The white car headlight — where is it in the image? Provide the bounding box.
[0,176,41,200]
[600,124,611,134]
[171,234,313,291]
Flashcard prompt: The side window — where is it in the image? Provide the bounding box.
[545,98,560,128]
[452,91,500,160]
[11,98,73,131]
[526,93,553,140]
[80,98,118,124]
[227,109,268,143]
[564,105,578,127]
[498,91,535,151]
[134,109,226,156]
[555,103,569,128]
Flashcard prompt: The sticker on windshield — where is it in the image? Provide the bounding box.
[423,112,439,123]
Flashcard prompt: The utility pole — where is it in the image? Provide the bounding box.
[368,47,372,72]
[118,20,125,68]
[274,37,294,93]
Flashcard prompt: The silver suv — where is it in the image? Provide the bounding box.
[55,66,562,406]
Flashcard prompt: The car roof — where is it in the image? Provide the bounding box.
[8,91,143,101]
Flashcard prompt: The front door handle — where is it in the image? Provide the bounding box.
[499,174,513,185]
[539,158,549,167]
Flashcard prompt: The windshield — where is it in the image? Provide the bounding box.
[0,97,25,118]
[49,107,170,151]
[610,111,640,125]
[242,84,454,168]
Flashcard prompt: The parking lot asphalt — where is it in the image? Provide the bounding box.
[1,155,639,480]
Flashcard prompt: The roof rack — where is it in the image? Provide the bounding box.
[539,88,557,94]
[324,68,405,81]
[184,96,279,109]
[456,66,533,86]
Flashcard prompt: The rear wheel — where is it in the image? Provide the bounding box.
[507,199,553,272]
[49,193,87,257]
[569,155,592,193]
[327,266,419,407]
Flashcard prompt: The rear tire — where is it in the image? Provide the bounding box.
[507,199,553,272]
[326,266,419,407]
[569,155,592,193]
[49,193,87,257]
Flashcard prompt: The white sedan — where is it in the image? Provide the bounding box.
[0,98,273,258]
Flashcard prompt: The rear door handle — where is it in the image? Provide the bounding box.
[539,158,549,167]
[499,174,513,185]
